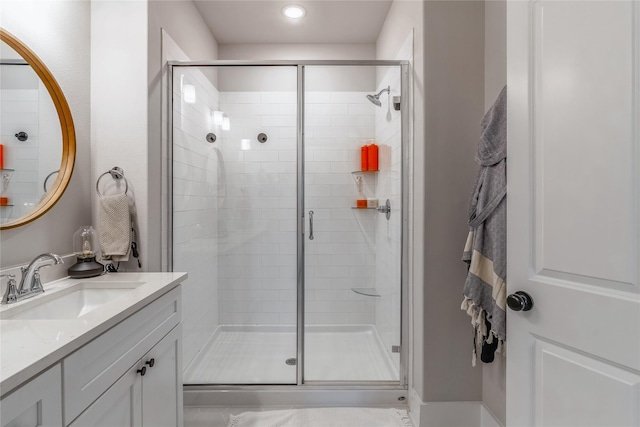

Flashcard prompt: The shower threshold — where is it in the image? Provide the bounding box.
[183,386,408,408]
[183,324,399,385]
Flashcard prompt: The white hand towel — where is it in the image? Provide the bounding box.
[98,194,131,261]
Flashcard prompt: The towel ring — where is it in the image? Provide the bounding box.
[96,166,128,197]
[43,170,59,193]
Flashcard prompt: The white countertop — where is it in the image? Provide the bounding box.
[0,272,187,397]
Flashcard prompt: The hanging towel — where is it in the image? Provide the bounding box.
[461,85,507,366]
[98,193,131,262]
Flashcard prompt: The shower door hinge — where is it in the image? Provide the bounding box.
[392,345,401,353]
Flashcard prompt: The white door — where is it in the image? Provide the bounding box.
[507,1,640,426]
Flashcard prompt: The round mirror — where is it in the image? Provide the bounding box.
[0,28,75,230]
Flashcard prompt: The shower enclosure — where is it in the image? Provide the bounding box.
[168,61,408,390]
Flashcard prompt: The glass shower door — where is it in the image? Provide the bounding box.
[173,65,298,384]
[303,65,403,383]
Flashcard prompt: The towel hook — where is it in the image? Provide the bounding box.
[96,166,129,198]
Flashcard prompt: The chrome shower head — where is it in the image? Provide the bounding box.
[366,93,382,107]
[366,86,390,107]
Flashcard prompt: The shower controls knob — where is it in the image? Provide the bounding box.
[507,291,534,312]
[14,131,28,142]
[145,358,155,367]
[137,366,146,376]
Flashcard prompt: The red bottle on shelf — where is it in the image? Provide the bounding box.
[368,143,379,171]
[360,145,368,171]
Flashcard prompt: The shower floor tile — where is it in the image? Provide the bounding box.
[183,325,397,384]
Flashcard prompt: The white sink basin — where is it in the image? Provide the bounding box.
[0,282,144,320]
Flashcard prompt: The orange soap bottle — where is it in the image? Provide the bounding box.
[368,143,379,171]
[360,145,369,171]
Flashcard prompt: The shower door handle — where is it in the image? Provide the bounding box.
[309,211,314,240]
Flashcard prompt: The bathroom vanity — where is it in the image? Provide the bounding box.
[0,272,186,427]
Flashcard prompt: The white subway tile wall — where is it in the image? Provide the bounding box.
[172,69,221,370]
[303,89,379,327]
[304,92,382,328]
[217,90,298,326]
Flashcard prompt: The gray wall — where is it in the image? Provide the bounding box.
[147,0,219,271]
[421,0,485,402]
[0,0,91,268]
[483,0,507,424]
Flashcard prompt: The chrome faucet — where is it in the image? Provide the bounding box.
[1,274,17,304]
[2,253,64,304]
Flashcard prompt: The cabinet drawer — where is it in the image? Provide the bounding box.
[63,287,181,424]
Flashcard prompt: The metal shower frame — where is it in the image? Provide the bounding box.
[167,60,411,392]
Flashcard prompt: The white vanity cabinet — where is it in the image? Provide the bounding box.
[0,365,63,427]
[0,280,183,427]
[69,325,182,427]
[64,287,182,426]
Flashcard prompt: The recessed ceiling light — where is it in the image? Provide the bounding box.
[282,5,306,19]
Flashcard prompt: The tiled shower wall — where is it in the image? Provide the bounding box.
[172,68,220,369]
[304,91,378,325]
[216,90,379,325]
[216,89,298,325]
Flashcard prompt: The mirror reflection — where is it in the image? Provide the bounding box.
[0,39,62,224]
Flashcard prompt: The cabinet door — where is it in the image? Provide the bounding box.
[68,364,142,427]
[1,365,62,427]
[141,325,182,427]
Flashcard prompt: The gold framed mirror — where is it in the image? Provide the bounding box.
[0,28,75,230]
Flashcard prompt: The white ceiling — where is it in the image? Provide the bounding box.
[193,0,393,44]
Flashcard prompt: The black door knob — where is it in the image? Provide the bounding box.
[145,358,155,368]
[507,291,534,312]
[137,366,146,376]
